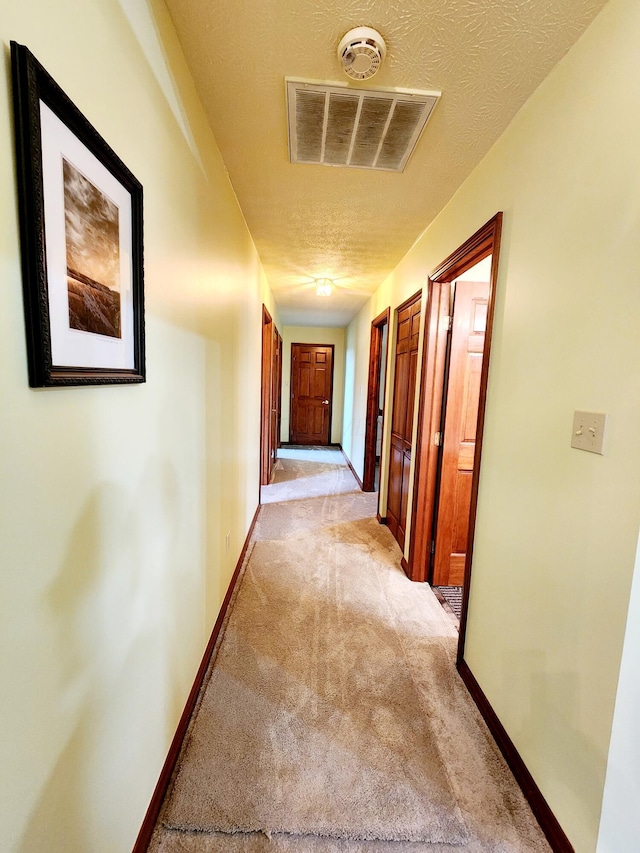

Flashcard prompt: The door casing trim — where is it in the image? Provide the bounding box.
[405,213,503,665]
[260,306,275,487]
[363,308,390,493]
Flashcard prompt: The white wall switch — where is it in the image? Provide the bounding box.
[571,411,607,455]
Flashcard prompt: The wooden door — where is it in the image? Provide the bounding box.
[363,309,390,492]
[290,344,333,445]
[270,325,280,465]
[432,281,489,585]
[386,293,421,551]
[260,307,275,486]
[276,332,283,448]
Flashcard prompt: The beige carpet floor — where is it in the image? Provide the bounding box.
[149,448,551,852]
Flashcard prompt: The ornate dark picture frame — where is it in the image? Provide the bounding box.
[11,42,145,387]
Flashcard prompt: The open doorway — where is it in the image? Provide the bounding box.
[407,214,502,661]
[433,263,491,584]
[431,261,491,623]
[363,309,390,494]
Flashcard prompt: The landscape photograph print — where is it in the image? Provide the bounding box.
[10,41,145,386]
[63,158,122,339]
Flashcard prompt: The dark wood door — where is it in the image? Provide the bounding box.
[290,344,333,445]
[363,309,390,492]
[432,281,489,585]
[386,293,421,550]
[275,332,283,449]
[260,307,276,486]
[270,325,280,466]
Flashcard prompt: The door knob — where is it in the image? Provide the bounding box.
[322,399,329,405]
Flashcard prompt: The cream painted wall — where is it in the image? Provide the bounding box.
[280,326,345,446]
[596,531,640,852]
[343,0,640,849]
[343,305,379,482]
[0,0,277,850]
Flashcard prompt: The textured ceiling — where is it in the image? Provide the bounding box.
[164,0,608,326]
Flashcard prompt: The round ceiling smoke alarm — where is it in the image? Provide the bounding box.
[338,27,386,81]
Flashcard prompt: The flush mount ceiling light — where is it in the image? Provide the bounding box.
[315,278,333,296]
[338,27,386,81]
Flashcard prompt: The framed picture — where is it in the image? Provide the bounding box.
[11,42,145,387]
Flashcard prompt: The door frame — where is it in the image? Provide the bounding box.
[407,213,503,664]
[289,343,335,446]
[406,280,451,581]
[363,308,390,492]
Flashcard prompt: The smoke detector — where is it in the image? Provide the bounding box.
[338,27,386,81]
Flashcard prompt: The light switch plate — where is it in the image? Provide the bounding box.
[571,411,607,455]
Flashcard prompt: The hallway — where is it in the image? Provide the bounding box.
[149,448,550,852]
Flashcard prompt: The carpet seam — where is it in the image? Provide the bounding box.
[161,819,467,845]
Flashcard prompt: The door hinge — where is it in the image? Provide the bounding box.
[444,315,452,331]
[434,431,442,446]
[430,540,435,555]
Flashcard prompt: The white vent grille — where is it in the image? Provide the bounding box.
[287,80,440,173]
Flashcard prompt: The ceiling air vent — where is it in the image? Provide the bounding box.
[286,79,440,173]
